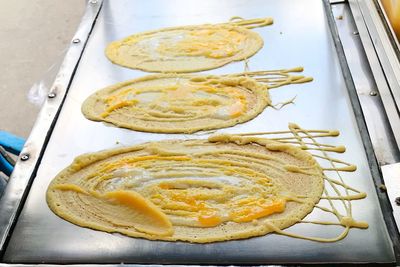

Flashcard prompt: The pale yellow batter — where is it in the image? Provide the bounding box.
[105,17,272,73]
[47,124,367,243]
[82,67,312,133]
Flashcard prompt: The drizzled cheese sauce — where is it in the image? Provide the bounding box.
[82,68,312,134]
[47,124,368,243]
[105,17,272,73]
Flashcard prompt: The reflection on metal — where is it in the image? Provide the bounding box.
[332,2,399,165]
[47,93,56,99]
[334,1,400,259]
[382,163,400,231]
[1,0,394,264]
[330,0,347,4]
[0,0,103,257]
[349,0,400,151]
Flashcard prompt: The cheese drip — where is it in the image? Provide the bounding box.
[233,123,368,242]
[47,124,368,243]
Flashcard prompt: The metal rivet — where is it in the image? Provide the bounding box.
[72,38,81,44]
[395,197,400,206]
[89,0,98,3]
[353,31,359,35]
[379,184,387,192]
[20,153,30,161]
[369,91,378,96]
[48,92,56,98]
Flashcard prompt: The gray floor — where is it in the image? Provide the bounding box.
[0,0,85,138]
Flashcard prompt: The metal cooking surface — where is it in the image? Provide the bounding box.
[4,0,395,264]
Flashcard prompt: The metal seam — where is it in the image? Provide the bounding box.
[0,0,104,258]
[323,0,400,262]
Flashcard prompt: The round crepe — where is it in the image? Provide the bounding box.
[47,135,324,243]
[81,74,271,134]
[105,23,265,73]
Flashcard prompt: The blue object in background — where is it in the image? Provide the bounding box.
[0,154,14,177]
[0,131,25,197]
[0,131,25,156]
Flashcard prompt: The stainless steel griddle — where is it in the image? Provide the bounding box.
[1,0,400,265]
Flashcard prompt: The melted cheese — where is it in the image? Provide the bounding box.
[103,190,173,235]
[83,69,313,134]
[157,29,247,59]
[100,83,248,120]
[229,197,286,223]
[105,17,272,73]
[198,210,222,227]
[47,127,368,243]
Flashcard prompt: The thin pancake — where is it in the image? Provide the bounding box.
[105,18,272,73]
[47,135,324,243]
[82,74,271,134]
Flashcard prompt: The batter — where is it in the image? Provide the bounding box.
[105,17,272,73]
[82,67,312,133]
[47,124,367,243]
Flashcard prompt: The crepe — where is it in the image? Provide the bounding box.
[47,135,324,243]
[105,17,272,73]
[82,69,312,134]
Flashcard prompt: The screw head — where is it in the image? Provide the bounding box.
[379,184,387,192]
[353,31,359,35]
[48,92,56,98]
[369,91,378,96]
[20,153,30,161]
[72,38,81,44]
